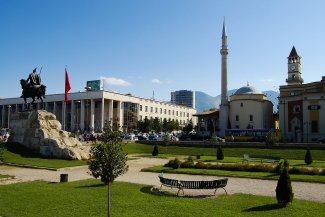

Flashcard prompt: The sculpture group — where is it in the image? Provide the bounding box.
[20,68,46,106]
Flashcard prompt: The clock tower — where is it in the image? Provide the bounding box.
[286,46,303,85]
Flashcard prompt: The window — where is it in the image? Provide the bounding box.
[139,115,142,121]
[172,110,174,115]
[164,109,166,114]
[176,111,178,116]
[293,105,300,113]
[168,110,171,115]
[139,105,142,111]
[160,108,162,114]
[145,106,148,112]
[236,115,239,121]
[240,103,243,107]
[249,115,253,122]
[155,107,158,113]
[150,107,153,112]
[311,121,318,133]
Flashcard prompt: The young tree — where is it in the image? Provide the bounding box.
[275,167,294,207]
[88,126,128,217]
[216,145,224,160]
[152,144,159,156]
[304,148,313,165]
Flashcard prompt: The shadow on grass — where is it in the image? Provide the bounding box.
[75,183,106,188]
[242,203,284,212]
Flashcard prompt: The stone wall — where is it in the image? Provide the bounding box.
[9,110,90,160]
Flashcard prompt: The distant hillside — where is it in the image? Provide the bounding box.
[195,90,279,112]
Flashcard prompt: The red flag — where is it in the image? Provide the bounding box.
[65,68,71,102]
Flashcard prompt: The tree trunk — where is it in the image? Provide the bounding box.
[108,182,111,217]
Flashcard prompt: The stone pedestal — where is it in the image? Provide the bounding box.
[8,110,90,160]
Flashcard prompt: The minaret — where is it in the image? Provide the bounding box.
[219,19,230,137]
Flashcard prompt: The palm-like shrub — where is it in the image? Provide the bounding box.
[275,167,294,206]
[217,145,224,160]
[304,149,313,165]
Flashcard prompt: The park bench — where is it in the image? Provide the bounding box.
[158,175,228,196]
[243,154,281,163]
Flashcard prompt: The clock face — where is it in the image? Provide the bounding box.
[290,65,296,71]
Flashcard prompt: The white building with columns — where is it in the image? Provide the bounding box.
[0,89,197,132]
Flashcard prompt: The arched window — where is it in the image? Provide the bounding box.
[250,115,253,122]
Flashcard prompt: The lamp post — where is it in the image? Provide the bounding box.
[85,86,91,131]
[7,105,11,129]
[304,121,310,143]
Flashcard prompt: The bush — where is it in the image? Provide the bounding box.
[275,161,284,174]
[304,149,313,165]
[283,160,290,168]
[172,158,182,169]
[152,144,159,156]
[164,158,182,169]
[276,167,294,206]
[180,156,195,168]
[216,145,224,160]
[195,161,207,169]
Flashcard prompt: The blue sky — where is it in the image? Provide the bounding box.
[1,0,325,101]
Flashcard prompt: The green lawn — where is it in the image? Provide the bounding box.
[3,149,88,169]
[143,166,325,183]
[124,143,325,161]
[0,174,11,179]
[0,179,324,217]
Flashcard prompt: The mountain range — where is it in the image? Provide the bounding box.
[195,90,279,112]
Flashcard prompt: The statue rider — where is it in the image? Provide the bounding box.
[21,68,42,97]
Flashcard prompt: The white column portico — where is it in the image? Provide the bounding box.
[101,98,105,130]
[1,106,5,128]
[90,99,95,131]
[108,99,113,126]
[70,100,75,132]
[117,101,123,128]
[80,100,85,131]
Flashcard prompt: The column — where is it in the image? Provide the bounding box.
[53,101,57,117]
[101,98,105,131]
[62,101,66,130]
[117,101,123,129]
[70,100,75,132]
[1,106,5,128]
[80,100,85,131]
[90,99,95,132]
[108,99,113,126]
[45,102,49,111]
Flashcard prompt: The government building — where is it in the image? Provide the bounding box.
[279,47,325,142]
[0,85,197,132]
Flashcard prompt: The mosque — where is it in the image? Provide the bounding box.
[195,20,274,138]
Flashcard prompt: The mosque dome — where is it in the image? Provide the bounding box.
[234,85,262,95]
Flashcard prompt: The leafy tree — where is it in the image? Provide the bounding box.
[304,149,313,165]
[88,126,128,217]
[162,118,168,132]
[217,145,224,160]
[183,121,193,134]
[152,144,159,156]
[265,131,277,146]
[153,117,161,133]
[275,167,294,207]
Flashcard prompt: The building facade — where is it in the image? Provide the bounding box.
[171,90,195,109]
[229,85,274,129]
[0,90,197,132]
[279,47,325,142]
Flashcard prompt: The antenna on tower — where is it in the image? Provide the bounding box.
[151,90,155,100]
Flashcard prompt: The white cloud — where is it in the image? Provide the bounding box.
[261,79,273,82]
[100,76,131,87]
[152,78,162,84]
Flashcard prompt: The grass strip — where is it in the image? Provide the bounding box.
[143,166,325,183]
[0,179,324,217]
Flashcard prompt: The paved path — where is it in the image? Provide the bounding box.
[0,157,324,202]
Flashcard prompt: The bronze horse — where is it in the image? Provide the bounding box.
[20,79,46,105]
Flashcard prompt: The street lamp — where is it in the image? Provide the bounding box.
[304,121,310,143]
[7,105,11,129]
[84,86,92,131]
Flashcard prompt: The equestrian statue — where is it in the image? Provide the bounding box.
[20,68,46,107]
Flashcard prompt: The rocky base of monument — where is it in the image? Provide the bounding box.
[8,110,90,160]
